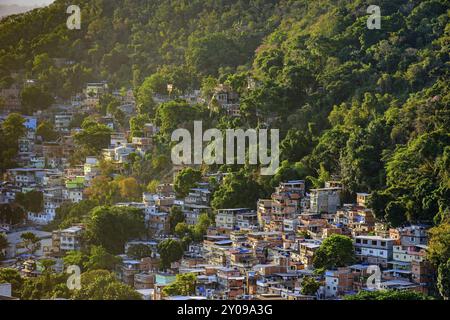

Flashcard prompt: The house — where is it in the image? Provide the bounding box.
[102,144,135,163]
[84,82,108,109]
[210,84,240,117]
[83,156,99,183]
[298,240,321,269]
[229,247,257,270]
[6,168,46,187]
[110,132,128,147]
[384,244,429,283]
[148,212,169,236]
[54,113,72,132]
[0,283,14,299]
[390,225,428,246]
[118,259,142,286]
[309,187,341,214]
[356,193,370,208]
[411,260,434,293]
[27,188,63,225]
[134,273,156,289]
[216,267,245,299]
[267,181,305,232]
[257,199,272,228]
[143,123,159,138]
[354,235,394,268]
[283,219,299,233]
[156,183,175,197]
[0,83,21,111]
[132,137,153,154]
[184,186,211,225]
[5,229,52,259]
[52,226,84,254]
[64,176,84,203]
[135,288,154,300]
[324,268,354,298]
[215,208,257,231]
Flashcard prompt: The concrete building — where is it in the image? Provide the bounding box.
[354,235,394,268]
[216,208,257,231]
[309,187,341,214]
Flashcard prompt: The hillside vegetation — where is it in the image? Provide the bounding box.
[0,0,448,228]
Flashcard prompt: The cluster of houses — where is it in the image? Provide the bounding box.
[0,79,435,300]
[0,169,434,300]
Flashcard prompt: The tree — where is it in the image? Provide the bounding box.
[174,222,191,239]
[345,290,430,300]
[437,258,450,300]
[136,76,157,115]
[50,199,98,230]
[127,243,152,260]
[63,250,89,271]
[427,221,450,267]
[15,190,44,213]
[146,179,160,193]
[162,273,196,296]
[280,129,312,162]
[211,170,264,210]
[428,221,450,299]
[0,113,26,172]
[169,206,185,233]
[301,276,320,296]
[174,168,203,198]
[86,206,146,254]
[20,232,41,255]
[74,122,112,155]
[20,85,54,115]
[1,113,26,144]
[84,176,120,205]
[73,271,142,300]
[186,32,245,76]
[313,234,355,270]
[39,259,56,273]
[129,113,151,138]
[20,273,68,300]
[141,72,168,95]
[157,239,184,270]
[0,203,26,226]
[0,268,23,297]
[154,100,207,139]
[117,177,142,201]
[84,245,121,271]
[36,120,58,141]
[191,213,213,242]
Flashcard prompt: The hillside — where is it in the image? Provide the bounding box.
[0,0,449,228]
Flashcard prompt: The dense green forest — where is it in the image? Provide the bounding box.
[0,0,449,230]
